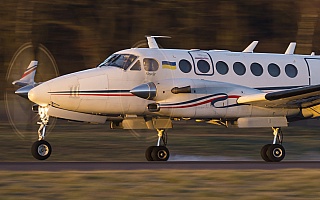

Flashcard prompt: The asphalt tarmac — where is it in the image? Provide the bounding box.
[0,161,320,171]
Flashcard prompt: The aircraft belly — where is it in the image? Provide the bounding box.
[159,107,196,118]
[52,96,81,111]
[224,105,252,119]
[104,97,130,114]
[77,99,107,114]
[127,101,150,115]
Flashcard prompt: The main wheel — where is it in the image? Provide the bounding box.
[267,144,285,162]
[151,146,170,161]
[31,140,52,160]
[260,144,272,162]
[145,146,156,161]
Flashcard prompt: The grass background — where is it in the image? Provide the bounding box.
[1,120,320,199]
[1,169,320,199]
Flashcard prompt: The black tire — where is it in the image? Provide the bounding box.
[260,144,272,162]
[267,144,285,162]
[31,140,52,160]
[151,146,170,161]
[145,146,155,161]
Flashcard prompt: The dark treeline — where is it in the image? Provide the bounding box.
[1,0,320,77]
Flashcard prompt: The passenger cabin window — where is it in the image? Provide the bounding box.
[97,54,137,70]
[197,60,210,73]
[268,63,280,77]
[143,58,159,71]
[250,63,263,76]
[285,64,298,78]
[130,60,141,71]
[233,62,246,75]
[179,59,192,73]
[216,61,229,75]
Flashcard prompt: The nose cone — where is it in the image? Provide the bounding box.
[28,83,51,106]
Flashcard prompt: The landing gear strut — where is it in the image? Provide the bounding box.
[31,106,52,160]
[260,127,285,162]
[145,129,170,161]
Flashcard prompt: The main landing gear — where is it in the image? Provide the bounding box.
[260,127,285,162]
[31,106,52,160]
[145,129,170,161]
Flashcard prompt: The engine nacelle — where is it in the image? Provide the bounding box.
[131,78,260,102]
[130,78,194,101]
[131,79,257,117]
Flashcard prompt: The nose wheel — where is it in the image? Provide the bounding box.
[260,127,285,162]
[145,129,170,161]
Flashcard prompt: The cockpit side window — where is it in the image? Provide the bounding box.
[130,60,141,71]
[98,54,137,70]
[143,58,159,71]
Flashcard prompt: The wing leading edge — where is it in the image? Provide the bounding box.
[237,84,320,108]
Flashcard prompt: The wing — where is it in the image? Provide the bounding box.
[237,84,320,108]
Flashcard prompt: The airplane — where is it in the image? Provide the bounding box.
[12,36,320,162]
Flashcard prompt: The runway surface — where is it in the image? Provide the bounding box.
[0,161,320,171]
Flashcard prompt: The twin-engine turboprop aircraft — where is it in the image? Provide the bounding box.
[13,36,320,162]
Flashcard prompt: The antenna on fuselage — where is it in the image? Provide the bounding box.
[243,41,259,53]
[146,35,171,49]
[285,42,296,54]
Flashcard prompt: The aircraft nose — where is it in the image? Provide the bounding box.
[28,83,51,106]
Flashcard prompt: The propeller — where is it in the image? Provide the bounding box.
[5,42,59,139]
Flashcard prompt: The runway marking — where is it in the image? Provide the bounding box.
[0,161,320,171]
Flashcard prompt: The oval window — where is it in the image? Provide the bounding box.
[143,58,159,71]
[268,63,280,77]
[197,60,210,73]
[216,61,229,75]
[250,62,263,76]
[179,59,192,73]
[233,62,246,75]
[285,64,298,78]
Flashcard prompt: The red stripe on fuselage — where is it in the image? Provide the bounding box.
[161,95,240,109]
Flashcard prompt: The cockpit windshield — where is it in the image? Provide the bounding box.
[98,54,137,70]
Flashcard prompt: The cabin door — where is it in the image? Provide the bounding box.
[305,58,320,85]
[188,51,214,76]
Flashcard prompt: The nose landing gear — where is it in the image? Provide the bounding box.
[260,127,285,162]
[145,129,170,161]
[31,106,52,160]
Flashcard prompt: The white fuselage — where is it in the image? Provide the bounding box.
[28,48,320,120]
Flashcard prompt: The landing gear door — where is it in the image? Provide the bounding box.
[188,51,214,76]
